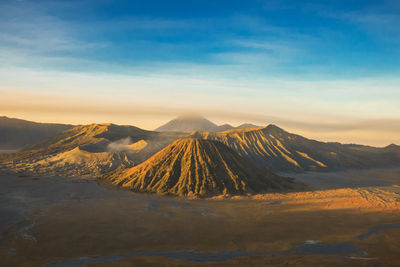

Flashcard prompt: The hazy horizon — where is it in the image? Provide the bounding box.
[1,111,399,147]
[1,0,399,146]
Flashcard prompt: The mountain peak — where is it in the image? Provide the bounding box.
[107,138,302,197]
[263,124,289,135]
[156,115,263,133]
[386,143,398,148]
[175,114,207,120]
[155,115,217,132]
[236,123,260,129]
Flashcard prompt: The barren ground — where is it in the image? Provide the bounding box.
[0,168,399,266]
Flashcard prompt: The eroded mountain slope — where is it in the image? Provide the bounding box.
[106,138,303,197]
[1,147,134,177]
[0,123,187,176]
[192,125,400,171]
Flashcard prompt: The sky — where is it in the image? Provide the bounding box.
[0,0,399,146]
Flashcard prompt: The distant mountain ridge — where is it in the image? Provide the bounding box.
[0,123,185,161]
[193,124,400,172]
[155,115,260,132]
[106,138,303,197]
[1,117,399,177]
[0,116,73,149]
[2,146,134,177]
[0,123,186,177]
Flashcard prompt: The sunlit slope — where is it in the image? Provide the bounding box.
[1,147,134,177]
[2,122,398,174]
[192,125,400,171]
[0,123,186,165]
[106,138,303,197]
[28,123,151,151]
[0,123,146,161]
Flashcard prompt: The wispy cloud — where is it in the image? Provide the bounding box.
[1,87,399,146]
[345,13,400,43]
[0,1,315,73]
[0,0,399,146]
[1,67,399,121]
[234,40,299,54]
[313,1,400,44]
[0,1,107,70]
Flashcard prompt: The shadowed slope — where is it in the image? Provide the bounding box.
[0,116,73,150]
[106,138,302,197]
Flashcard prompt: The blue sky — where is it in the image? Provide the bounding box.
[1,0,400,76]
[0,0,399,145]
